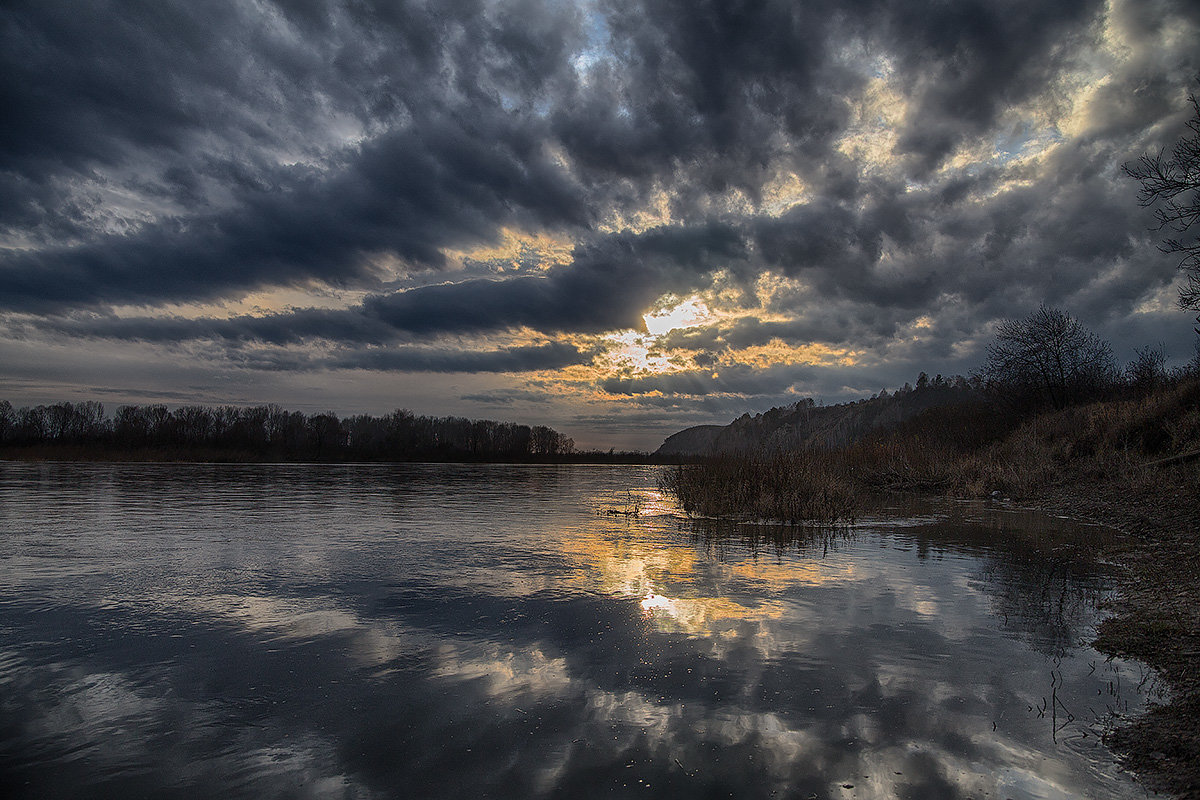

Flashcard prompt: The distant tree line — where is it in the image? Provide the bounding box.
[0,402,576,461]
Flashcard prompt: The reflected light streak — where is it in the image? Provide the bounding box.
[640,593,675,612]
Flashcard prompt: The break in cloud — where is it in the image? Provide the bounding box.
[2,0,1198,449]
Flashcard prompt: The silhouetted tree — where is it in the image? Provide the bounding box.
[175,405,214,443]
[17,406,48,441]
[0,399,581,462]
[1127,344,1168,395]
[982,306,1117,409]
[0,400,13,443]
[307,412,345,457]
[1124,84,1200,324]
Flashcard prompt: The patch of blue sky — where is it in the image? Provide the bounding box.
[993,122,1064,165]
[571,0,613,75]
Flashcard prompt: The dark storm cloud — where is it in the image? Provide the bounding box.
[31,307,402,347]
[460,389,554,406]
[25,220,748,343]
[367,221,747,334]
[0,0,1119,311]
[0,0,591,311]
[554,0,860,199]
[234,341,591,374]
[330,341,590,373]
[568,0,1108,191]
[3,0,1200,430]
[0,0,583,194]
[659,312,889,353]
[885,0,1104,172]
[0,115,593,312]
[365,272,643,336]
[601,363,815,399]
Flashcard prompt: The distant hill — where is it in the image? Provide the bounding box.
[656,425,726,457]
[655,374,979,457]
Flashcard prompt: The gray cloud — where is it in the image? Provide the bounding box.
[601,363,815,399]
[23,220,747,344]
[460,389,555,406]
[329,341,591,374]
[2,0,1200,445]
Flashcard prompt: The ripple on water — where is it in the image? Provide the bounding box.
[0,462,1152,799]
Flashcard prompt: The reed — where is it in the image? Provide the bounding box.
[661,450,858,523]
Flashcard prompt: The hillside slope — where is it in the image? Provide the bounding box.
[655,377,977,456]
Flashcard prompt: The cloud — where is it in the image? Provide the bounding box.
[600,363,814,399]
[2,0,1200,445]
[0,0,593,312]
[329,342,591,374]
[0,117,594,312]
[460,389,555,406]
[21,220,748,345]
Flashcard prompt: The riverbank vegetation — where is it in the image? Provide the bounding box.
[662,372,1199,523]
[663,308,1199,523]
[661,307,1200,795]
[661,450,858,523]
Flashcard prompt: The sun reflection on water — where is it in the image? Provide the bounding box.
[639,593,675,612]
[0,464,1152,800]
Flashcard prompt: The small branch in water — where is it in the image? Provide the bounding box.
[598,491,644,517]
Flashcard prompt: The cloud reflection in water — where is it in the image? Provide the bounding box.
[0,463,1151,799]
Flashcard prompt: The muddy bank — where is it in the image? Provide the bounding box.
[1028,470,1200,799]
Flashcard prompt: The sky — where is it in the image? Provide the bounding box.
[1,0,1198,451]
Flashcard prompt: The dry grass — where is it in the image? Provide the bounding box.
[959,377,1200,499]
[660,377,1200,520]
[660,450,858,523]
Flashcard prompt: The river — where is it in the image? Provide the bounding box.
[0,462,1154,798]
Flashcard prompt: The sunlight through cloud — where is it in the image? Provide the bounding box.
[643,296,715,337]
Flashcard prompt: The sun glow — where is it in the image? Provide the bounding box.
[444,227,574,271]
[601,330,683,375]
[643,296,714,336]
[588,296,720,376]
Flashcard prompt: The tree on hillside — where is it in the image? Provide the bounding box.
[981,306,1117,409]
[1124,85,1200,324]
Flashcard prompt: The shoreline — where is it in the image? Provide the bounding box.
[1022,476,1200,799]
[663,460,1200,797]
[0,447,670,466]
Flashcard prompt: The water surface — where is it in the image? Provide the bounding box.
[0,463,1154,798]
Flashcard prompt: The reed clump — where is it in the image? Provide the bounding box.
[660,450,858,524]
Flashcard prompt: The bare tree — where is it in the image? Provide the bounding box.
[0,400,13,443]
[1127,344,1168,394]
[982,306,1117,409]
[1124,85,1200,322]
